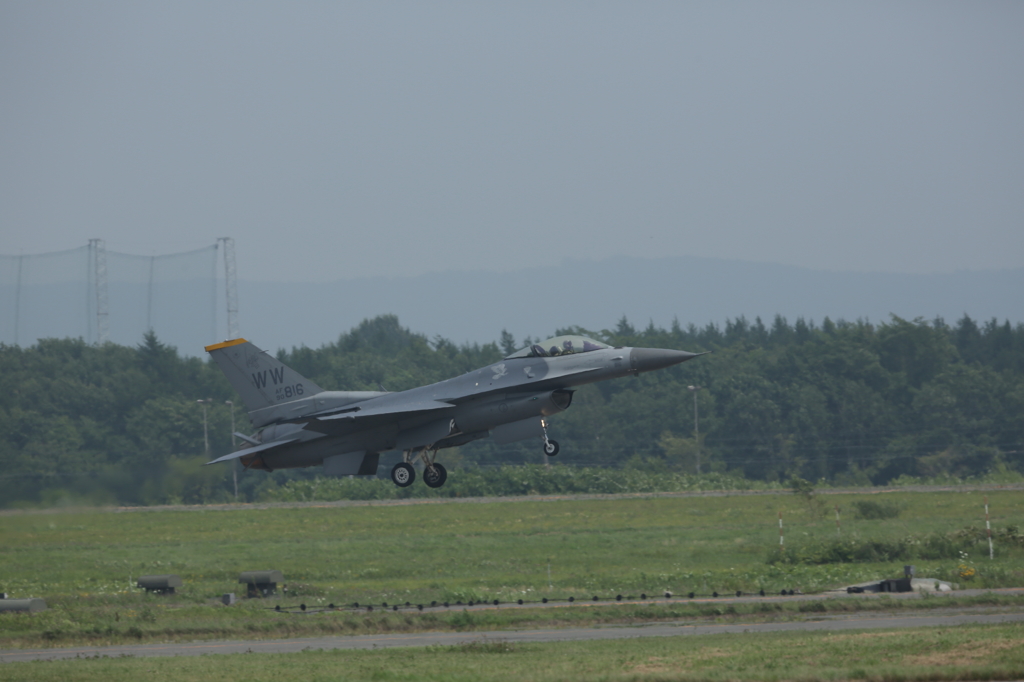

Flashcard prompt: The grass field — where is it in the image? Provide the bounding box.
[4,623,1024,682]
[1,489,1022,649]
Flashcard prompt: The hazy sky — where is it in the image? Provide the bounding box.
[3,2,1022,281]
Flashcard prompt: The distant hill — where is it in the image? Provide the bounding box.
[237,256,1024,352]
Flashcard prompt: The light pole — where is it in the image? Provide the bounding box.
[196,399,212,456]
[226,400,238,500]
[687,386,701,475]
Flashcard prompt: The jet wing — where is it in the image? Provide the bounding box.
[314,399,455,422]
[205,438,300,465]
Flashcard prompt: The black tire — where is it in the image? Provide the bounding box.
[423,462,447,488]
[543,439,560,457]
[391,462,415,487]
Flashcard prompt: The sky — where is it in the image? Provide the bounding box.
[2,2,1023,282]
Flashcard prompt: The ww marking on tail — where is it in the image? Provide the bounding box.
[252,367,286,389]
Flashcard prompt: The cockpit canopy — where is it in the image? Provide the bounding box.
[505,335,610,359]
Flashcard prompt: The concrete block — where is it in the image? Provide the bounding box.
[0,598,46,613]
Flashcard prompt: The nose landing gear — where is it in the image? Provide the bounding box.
[541,420,559,457]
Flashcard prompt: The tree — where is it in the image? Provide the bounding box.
[499,329,518,357]
[658,431,703,473]
[877,316,956,388]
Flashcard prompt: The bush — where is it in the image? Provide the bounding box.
[768,538,915,565]
[850,499,904,520]
[261,464,783,502]
[766,525,1012,565]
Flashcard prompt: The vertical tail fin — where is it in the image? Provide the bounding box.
[205,339,323,418]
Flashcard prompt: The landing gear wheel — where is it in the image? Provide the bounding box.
[391,462,415,487]
[543,439,560,457]
[423,462,447,488]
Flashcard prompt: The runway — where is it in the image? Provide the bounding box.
[4,600,1023,662]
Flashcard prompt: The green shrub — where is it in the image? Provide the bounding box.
[766,524,1011,565]
[768,537,916,565]
[261,465,782,502]
[850,499,904,520]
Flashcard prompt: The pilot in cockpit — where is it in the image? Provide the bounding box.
[513,335,607,360]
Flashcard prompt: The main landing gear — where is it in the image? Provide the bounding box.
[391,462,415,487]
[423,462,447,488]
[390,448,448,488]
[542,419,559,457]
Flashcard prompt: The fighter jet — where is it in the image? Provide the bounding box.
[205,334,703,488]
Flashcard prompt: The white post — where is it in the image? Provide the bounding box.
[227,400,238,500]
[985,496,994,560]
[688,385,701,475]
[197,399,211,456]
[778,511,784,552]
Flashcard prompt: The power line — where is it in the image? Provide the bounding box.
[88,239,109,344]
[2,241,236,350]
[218,237,239,339]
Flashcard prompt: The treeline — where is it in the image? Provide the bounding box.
[1,313,1022,507]
[543,313,1024,486]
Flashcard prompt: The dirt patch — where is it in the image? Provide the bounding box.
[629,648,730,674]
[819,631,906,643]
[631,657,679,674]
[904,639,1022,667]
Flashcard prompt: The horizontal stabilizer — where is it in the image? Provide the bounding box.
[315,399,455,422]
[234,432,260,446]
[206,438,299,465]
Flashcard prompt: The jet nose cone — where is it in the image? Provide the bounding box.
[629,348,702,374]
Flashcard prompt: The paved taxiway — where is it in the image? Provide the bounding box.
[4,590,1024,663]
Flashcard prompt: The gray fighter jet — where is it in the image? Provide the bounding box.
[205,334,703,487]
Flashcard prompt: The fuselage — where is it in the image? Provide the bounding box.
[243,345,696,470]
